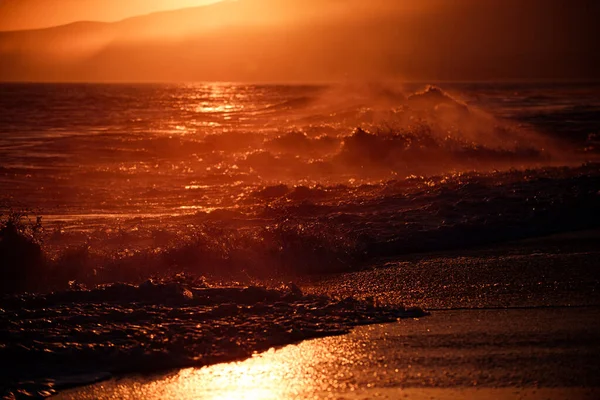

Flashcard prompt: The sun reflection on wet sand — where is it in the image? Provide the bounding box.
[55,310,600,400]
[138,336,362,400]
[58,330,367,400]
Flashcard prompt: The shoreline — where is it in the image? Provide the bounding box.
[4,229,599,398]
[57,307,600,399]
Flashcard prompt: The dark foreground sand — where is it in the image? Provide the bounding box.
[57,231,600,399]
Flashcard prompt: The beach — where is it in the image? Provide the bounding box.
[56,230,600,399]
[57,308,600,399]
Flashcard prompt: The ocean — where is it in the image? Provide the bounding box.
[1,82,599,397]
[1,82,599,275]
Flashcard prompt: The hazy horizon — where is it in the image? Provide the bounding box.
[0,0,220,31]
[1,0,599,83]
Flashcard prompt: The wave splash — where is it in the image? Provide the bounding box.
[1,83,598,294]
[2,163,599,295]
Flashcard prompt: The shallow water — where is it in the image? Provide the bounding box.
[57,308,600,399]
[0,283,425,397]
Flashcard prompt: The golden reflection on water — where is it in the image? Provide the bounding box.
[147,339,359,400]
[64,332,369,400]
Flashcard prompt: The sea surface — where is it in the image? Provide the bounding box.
[1,82,599,277]
[1,82,600,397]
[1,83,599,250]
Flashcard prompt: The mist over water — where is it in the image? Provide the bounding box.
[0,82,593,208]
[1,82,599,285]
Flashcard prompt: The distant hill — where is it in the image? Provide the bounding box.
[1,0,598,82]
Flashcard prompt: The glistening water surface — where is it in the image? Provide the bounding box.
[1,82,599,280]
[1,82,598,221]
[1,82,600,397]
[57,308,600,400]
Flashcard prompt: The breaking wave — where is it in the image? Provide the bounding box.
[2,163,599,295]
[1,82,599,294]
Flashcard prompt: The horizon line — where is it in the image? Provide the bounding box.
[2,79,599,86]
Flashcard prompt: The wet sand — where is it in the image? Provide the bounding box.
[301,229,600,310]
[55,230,600,399]
[57,307,600,399]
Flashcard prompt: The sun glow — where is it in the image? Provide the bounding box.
[0,0,222,31]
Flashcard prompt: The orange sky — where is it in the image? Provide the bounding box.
[0,0,219,31]
[0,0,599,82]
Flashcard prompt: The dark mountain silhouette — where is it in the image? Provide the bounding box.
[0,0,598,82]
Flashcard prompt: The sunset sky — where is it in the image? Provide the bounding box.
[0,0,599,82]
[0,0,219,31]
